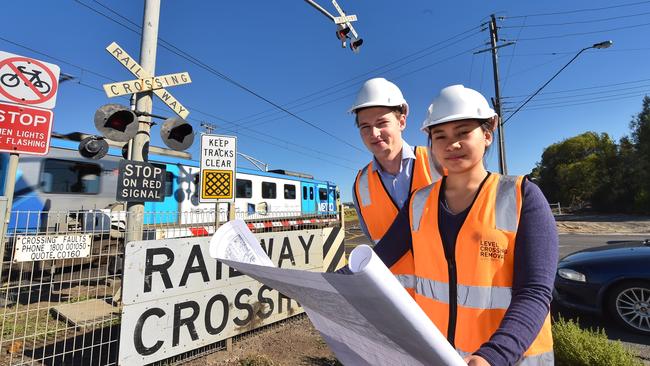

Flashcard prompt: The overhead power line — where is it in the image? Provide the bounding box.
[502,83,650,104]
[0,36,363,169]
[517,21,650,41]
[79,0,485,139]
[502,77,650,99]
[501,91,650,111]
[503,10,650,28]
[73,0,364,153]
[507,0,650,18]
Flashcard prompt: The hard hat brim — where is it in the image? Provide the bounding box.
[349,102,409,116]
[420,111,496,133]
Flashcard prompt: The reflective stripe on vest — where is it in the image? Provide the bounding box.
[411,176,518,233]
[397,274,512,309]
[411,184,434,232]
[496,175,519,232]
[357,165,371,206]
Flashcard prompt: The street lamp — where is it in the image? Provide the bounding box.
[502,40,613,125]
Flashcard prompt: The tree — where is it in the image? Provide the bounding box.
[628,96,650,212]
[534,132,616,209]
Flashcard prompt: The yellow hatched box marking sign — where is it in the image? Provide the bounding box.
[200,134,237,202]
[202,170,232,199]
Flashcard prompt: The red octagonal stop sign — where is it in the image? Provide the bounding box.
[0,102,53,155]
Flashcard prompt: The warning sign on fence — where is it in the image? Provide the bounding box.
[14,234,92,262]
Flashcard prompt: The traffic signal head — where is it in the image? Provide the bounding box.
[94,104,138,142]
[160,117,194,151]
[336,26,351,41]
[78,136,109,160]
[350,38,363,53]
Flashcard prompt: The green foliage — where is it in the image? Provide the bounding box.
[553,317,642,366]
[534,97,650,213]
[535,132,616,208]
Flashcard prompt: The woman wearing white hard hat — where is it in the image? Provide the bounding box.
[373,85,557,365]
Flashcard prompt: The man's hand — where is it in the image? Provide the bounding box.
[463,355,490,366]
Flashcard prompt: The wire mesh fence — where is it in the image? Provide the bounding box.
[0,209,340,366]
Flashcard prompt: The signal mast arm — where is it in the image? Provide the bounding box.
[303,0,363,53]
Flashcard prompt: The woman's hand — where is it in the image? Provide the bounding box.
[463,355,490,366]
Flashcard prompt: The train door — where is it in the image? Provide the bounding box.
[316,183,328,214]
[327,184,336,213]
[144,164,179,224]
[301,182,315,214]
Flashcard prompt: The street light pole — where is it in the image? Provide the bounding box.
[503,40,613,125]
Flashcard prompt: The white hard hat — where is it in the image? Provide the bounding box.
[421,84,496,133]
[349,78,409,116]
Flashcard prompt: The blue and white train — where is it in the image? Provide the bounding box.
[0,133,340,233]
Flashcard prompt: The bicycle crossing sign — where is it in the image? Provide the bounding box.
[0,51,60,109]
[200,134,236,202]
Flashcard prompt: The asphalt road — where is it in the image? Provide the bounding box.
[344,228,650,364]
[556,234,650,364]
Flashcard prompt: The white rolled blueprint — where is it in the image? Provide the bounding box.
[209,219,465,366]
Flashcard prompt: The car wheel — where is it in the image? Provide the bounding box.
[607,281,650,335]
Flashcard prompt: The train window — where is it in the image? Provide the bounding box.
[40,159,101,194]
[309,187,314,200]
[164,172,174,197]
[262,181,276,199]
[284,184,296,199]
[302,186,307,199]
[318,188,328,200]
[236,179,252,198]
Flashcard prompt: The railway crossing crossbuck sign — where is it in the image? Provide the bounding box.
[105,42,190,119]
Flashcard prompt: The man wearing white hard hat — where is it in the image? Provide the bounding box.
[372,84,557,365]
[350,77,443,297]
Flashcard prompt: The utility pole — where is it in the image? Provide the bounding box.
[475,15,514,174]
[125,0,160,244]
[489,14,507,175]
[201,122,217,134]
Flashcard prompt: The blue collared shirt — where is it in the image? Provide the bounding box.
[352,140,416,240]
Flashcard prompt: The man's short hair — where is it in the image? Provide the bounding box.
[354,105,405,127]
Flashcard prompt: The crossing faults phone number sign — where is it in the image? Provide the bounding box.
[14,234,92,262]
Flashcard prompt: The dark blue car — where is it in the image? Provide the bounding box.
[554,239,650,335]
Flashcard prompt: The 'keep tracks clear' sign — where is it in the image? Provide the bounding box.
[200,134,236,203]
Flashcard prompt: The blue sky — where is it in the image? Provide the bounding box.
[2,1,649,202]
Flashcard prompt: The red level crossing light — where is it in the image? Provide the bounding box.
[350,38,363,53]
[336,26,351,40]
[94,104,138,142]
[160,117,195,151]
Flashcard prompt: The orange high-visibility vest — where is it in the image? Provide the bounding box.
[354,146,441,295]
[409,174,553,364]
